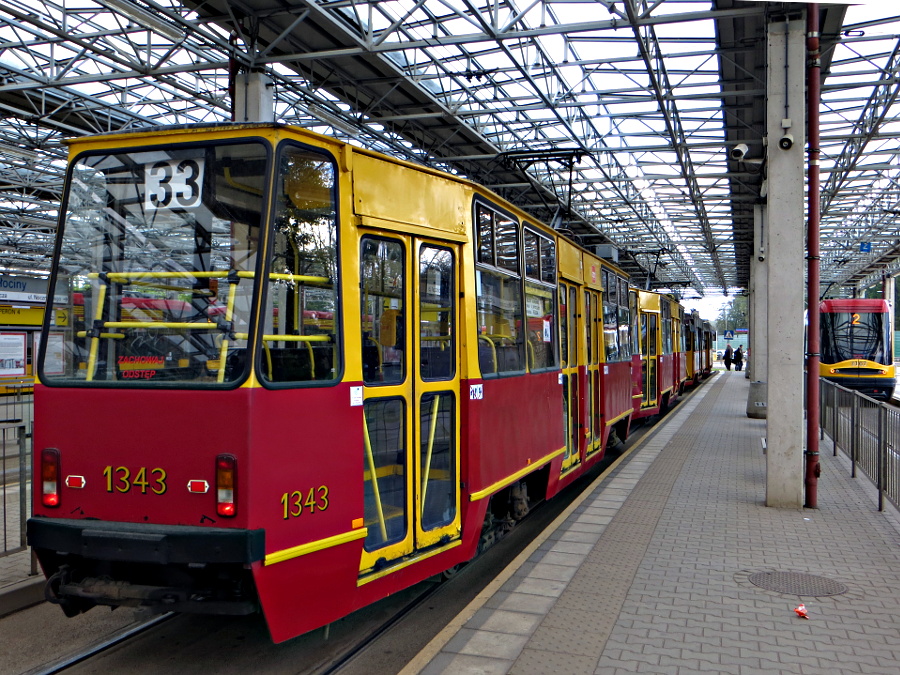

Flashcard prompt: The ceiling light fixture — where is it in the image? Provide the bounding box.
[0,145,40,161]
[99,0,184,42]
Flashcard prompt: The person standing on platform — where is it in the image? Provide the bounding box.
[724,344,733,370]
[734,345,744,371]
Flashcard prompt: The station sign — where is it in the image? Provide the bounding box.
[0,274,65,304]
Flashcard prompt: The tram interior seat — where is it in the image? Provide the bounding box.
[263,345,334,382]
[419,343,453,380]
[478,336,522,375]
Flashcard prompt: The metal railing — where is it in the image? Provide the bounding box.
[1,383,33,559]
[819,379,900,512]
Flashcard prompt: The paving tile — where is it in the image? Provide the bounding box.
[419,652,512,675]
[468,608,544,636]
[447,628,531,660]
[511,577,569,598]
[496,592,558,615]
[510,647,598,675]
[523,564,578,583]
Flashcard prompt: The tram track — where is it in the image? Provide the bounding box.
[23,613,175,675]
[312,581,443,675]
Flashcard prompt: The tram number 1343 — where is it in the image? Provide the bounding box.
[280,486,330,519]
[103,466,168,494]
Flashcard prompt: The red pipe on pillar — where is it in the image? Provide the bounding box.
[805,4,821,508]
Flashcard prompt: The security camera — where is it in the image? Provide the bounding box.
[778,133,794,150]
[730,143,749,160]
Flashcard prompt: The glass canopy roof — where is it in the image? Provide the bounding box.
[0,1,897,302]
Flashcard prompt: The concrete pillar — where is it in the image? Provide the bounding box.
[748,203,768,383]
[233,71,274,123]
[747,204,768,418]
[765,18,806,508]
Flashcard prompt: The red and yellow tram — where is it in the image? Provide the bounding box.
[28,122,707,642]
[683,309,715,385]
[631,290,688,418]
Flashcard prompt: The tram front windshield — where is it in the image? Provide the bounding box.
[41,141,267,387]
[821,311,889,365]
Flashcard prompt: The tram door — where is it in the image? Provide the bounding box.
[358,234,461,575]
[641,312,659,408]
[585,289,602,456]
[559,281,581,473]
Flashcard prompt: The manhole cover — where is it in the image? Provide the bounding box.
[748,571,848,596]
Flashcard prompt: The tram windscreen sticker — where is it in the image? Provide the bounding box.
[144,158,204,210]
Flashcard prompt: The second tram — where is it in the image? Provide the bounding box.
[820,298,895,400]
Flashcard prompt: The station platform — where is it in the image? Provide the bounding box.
[4,373,900,673]
[401,372,900,675]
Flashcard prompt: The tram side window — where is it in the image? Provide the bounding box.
[602,272,633,362]
[260,144,339,385]
[523,227,557,371]
[43,141,268,388]
[618,301,632,360]
[559,284,569,367]
[474,202,523,376]
[661,300,673,355]
[361,238,405,385]
[420,392,456,530]
[363,398,407,551]
[602,272,619,362]
[630,290,640,355]
[419,245,454,381]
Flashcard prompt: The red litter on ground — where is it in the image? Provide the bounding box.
[794,604,809,619]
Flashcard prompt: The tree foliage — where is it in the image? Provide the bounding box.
[714,295,748,332]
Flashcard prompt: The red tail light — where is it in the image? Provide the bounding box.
[41,448,61,507]
[216,454,237,517]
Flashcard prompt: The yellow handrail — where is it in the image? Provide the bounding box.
[89,270,247,280]
[126,280,214,294]
[76,331,124,339]
[260,334,330,342]
[98,321,219,330]
[362,414,389,542]
[262,341,273,379]
[260,336,317,379]
[85,284,107,382]
[82,326,330,342]
[420,394,441,522]
[86,270,329,284]
[477,335,497,373]
[216,282,239,384]
[366,336,383,372]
